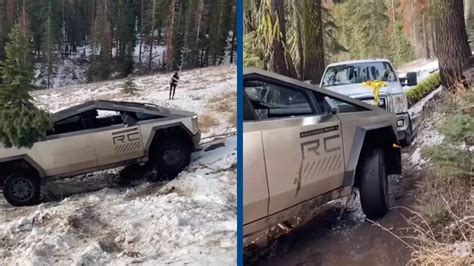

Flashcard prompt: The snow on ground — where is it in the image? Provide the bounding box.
[32,65,236,138]
[34,42,168,89]
[133,44,166,66]
[34,47,89,88]
[0,138,236,265]
[1,65,237,265]
[408,95,445,167]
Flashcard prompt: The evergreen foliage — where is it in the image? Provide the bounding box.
[0,23,52,148]
[0,0,235,85]
[116,0,137,76]
[121,74,139,95]
[333,0,414,67]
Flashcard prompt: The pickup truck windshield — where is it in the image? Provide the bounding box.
[321,62,397,86]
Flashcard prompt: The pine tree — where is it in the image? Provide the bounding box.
[89,0,113,80]
[321,5,348,64]
[207,0,233,65]
[229,5,236,64]
[182,0,198,68]
[63,0,87,53]
[0,0,19,64]
[147,0,157,71]
[30,0,44,58]
[189,0,207,67]
[138,0,147,63]
[116,0,136,76]
[0,23,52,148]
[41,0,59,88]
[166,0,182,70]
[386,0,414,66]
[121,74,139,95]
[1,0,234,86]
[172,0,186,70]
[333,0,391,61]
[146,0,167,71]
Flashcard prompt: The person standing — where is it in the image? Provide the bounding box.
[169,71,179,100]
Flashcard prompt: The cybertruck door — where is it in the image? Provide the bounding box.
[88,109,145,166]
[243,95,269,228]
[244,78,345,216]
[46,114,98,176]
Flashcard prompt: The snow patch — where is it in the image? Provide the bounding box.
[451,241,472,258]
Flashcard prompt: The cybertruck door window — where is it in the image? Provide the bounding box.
[244,80,317,120]
[93,109,124,128]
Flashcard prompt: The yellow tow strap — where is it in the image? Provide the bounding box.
[362,80,387,106]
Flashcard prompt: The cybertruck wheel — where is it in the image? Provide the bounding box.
[151,138,191,180]
[400,118,413,147]
[358,148,389,219]
[3,173,41,207]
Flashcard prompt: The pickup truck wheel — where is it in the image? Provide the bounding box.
[3,173,41,207]
[358,148,389,219]
[152,139,191,180]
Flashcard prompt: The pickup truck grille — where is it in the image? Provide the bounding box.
[358,96,388,110]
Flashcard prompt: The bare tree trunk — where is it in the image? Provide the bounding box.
[423,14,431,58]
[139,0,144,64]
[166,0,178,70]
[0,0,5,63]
[212,10,223,66]
[271,0,297,78]
[5,0,14,30]
[47,0,52,88]
[434,0,471,88]
[230,23,236,64]
[391,0,397,34]
[390,0,400,62]
[196,0,203,43]
[61,0,65,58]
[303,0,325,84]
[148,0,156,72]
[20,0,28,36]
[411,0,420,57]
[296,12,304,79]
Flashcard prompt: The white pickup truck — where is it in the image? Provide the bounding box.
[320,59,417,146]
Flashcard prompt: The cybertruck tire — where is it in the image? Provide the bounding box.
[3,173,41,207]
[151,138,191,180]
[358,148,389,219]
